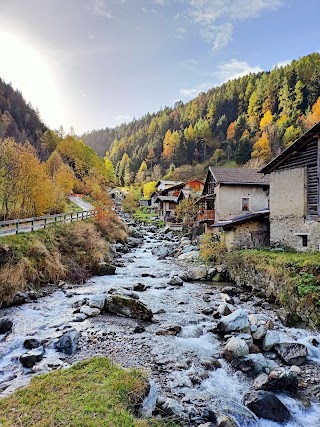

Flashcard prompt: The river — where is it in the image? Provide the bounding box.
[1,226,320,426]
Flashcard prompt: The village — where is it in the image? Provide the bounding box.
[140,123,320,253]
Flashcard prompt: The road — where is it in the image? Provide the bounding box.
[68,196,94,211]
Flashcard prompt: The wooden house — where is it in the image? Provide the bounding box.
[261,122,320,251]
[196,167,270,225]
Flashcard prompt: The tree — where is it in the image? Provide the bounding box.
[41,130,59,154]
[251,132,271,161]
[105,158,116,184]
[46,151,64,177]
[143,181,157,199]
[146,148,156,172]
[151,164,162,181]
[135,160,148,183]
[260,110,273,131]
[226,121,236,141]
[283,125,302,147]
[176,198,198,227]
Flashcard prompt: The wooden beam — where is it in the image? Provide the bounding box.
[318,138,320,217]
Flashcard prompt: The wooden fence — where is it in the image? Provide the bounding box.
[0,209,97,237]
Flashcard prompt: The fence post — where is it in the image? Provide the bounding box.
[76,212,79,221]
[44,217,47,229]
[31,218,34,232]
[16,220,19,235]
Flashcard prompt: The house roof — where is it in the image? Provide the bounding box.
[209,167,270,185]
[260,122,320,175]
[155,180,184,187]
[154,195,179,203]
[210,209,269,229]
[160,182,185,193]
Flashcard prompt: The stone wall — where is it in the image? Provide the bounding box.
[225,257,320,326]
[224,219,269,251]
[270,168,320,251]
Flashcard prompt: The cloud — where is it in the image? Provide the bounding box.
[200,23,233,51]
[176,27,186,38]
[90,0,114,18]
[213,59,262,82]
[185,0,284,51]
[273,59,292,69]
[179,82,211,99]
[115,114,132,122]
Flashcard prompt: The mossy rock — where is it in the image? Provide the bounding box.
[105,295,153,321]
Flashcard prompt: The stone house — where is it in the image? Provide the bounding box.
[261,122,320,251]
[210,210,270,250]
[196,167,270,226]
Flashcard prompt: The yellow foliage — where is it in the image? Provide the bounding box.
[143,181,157,199]
[260,110,273,131]
[251,132,271,161]
[226,121,236,140]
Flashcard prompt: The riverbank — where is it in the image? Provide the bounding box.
[0,219,125,307]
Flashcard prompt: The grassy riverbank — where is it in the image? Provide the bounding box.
[0,357,177,427]
[0,218,125,307]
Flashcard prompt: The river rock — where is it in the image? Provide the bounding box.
[185,266,207,281]
[133,283,147,292]
[23,338,41,350]
[217,303,233,316]
[223,337,249,361]
[94,262,116,276]
[217,309,250,333]
[168,275,184,286]
[274,342,307,366]
[216,415,238,427]
[88,295,105,309]
[244,391,291,422]
[127,237,142,248]
[252,325,267,340]
[253,370,298,394]
[263,330,281,351]
[232,353,277,375]
[80,306,101,317]
[177,251,200,261]
[55,329,80,355]
[73,313,87,322]
[152,246,173,260]
[20,346,45,368]
[105,295,153,321]
[0,317,13,334]
[181,245,197,254]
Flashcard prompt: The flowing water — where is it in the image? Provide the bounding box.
[1,228,320,426]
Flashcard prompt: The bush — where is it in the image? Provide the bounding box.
[199,232,227,263]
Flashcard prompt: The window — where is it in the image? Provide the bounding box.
[302,235,308,247]
[242,198,249,211]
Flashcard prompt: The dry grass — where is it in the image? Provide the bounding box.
[0,260,27,306]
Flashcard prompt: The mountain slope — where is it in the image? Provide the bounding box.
[82,52,320,183]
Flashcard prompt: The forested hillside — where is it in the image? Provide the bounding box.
[82,53,320,184]
[0,78,46,150]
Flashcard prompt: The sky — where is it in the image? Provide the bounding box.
[0,0,319,134]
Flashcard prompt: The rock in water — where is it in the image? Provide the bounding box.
[253,371,298,394]
[20,346,45,368]
[80,306,101,317]
[223,336,249,361]
[244,391,291,422]
[168,275,184,286]
[94,262,116,276]
[217,309,250,333]
[23,338,41,350]
[185,266,207,281]
[216,415,238,427]
[0,317,13,334]
[105,295,153,321]
[55,329,80,355]
[263,330,281,351]
[88,295,105,309]
[274,342,307,366]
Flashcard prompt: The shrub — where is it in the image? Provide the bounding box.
[200,232,227,263]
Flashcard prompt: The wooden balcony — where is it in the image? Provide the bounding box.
[198,210,215,222]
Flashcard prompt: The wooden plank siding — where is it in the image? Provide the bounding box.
[276,138,319,218]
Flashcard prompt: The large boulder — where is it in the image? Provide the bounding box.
[177,251,200,261]
[223,337,249,362]
[232,353,278,376]
[216,415,238,427]
[88,295,105,310]
[55,329,80,355]
[244,391,291,422]
[253,370,298,394]
[152,246,174,260]
[23,338,41,350]
[0,317,13,334]
[274,342,307,366]
[93,262,116,276]
[185,266,207,281]
[168,275,184,286]
[263,330,281,351]
[217,309,250,333]
[20,346,45,368]
[105,295,153,321]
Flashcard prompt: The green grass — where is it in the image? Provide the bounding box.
[133,208,164,227]
[0,357,177,427]
[64,199,83,213]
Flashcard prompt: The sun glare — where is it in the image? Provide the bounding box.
[0,31,63,128]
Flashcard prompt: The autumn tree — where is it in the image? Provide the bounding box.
[135,160,148,183]
[251,132,271,161]
[105,158,116,184]
[176,198,198,227]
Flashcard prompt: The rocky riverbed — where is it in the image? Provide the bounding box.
[1,223,320,426]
